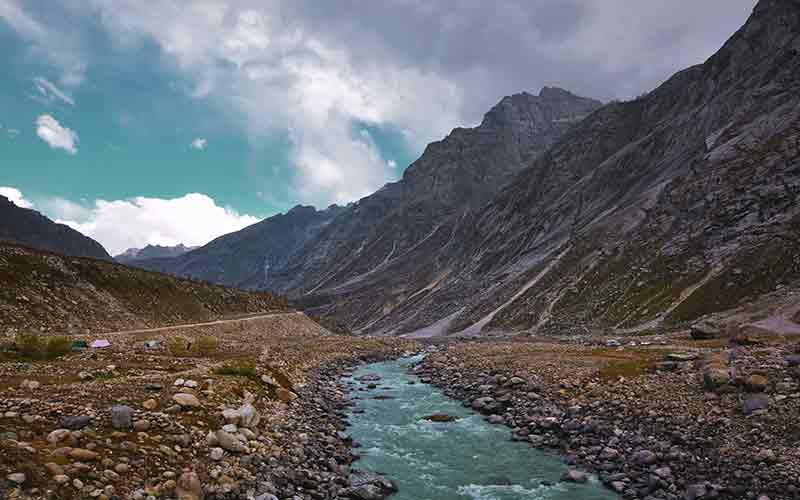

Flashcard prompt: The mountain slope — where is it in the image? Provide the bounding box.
[135,204,346,289]
[0,195,112,260]
[135,88,600,295]
[0,242,289,334]
[337,0,800,336]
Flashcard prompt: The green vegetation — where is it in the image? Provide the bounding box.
[195,335,219,355]
[14,333,72,360]
[213,359,257,377]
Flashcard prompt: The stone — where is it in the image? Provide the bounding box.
[345,470,397,499]
[560,470,588,483]
[209,447,224,461]
[142,399,158,410]
[44,463,64,477]
[133,420,150,432]
[7,472,26,484]
[745,374,769,392]
[599,447,620,460]
[60,415,92,430]
[172,393,201,408]
[114,463,130,474]
[19,379,40,390]
[221,408,240,424]
[686,484,708,500]
[632,449,657,465]
[111,405,134,430]
[703,368,731,392]
[422,414,458,422]
[69,448,100,461]
[216,430,247,453]
[183,379,198,388]
[174,378,185,386]
[690,320,720,340]
[176,472,204,500]
[47,429,71,444]
[743,393,770,414]
[239,392,260,428]
[276,388,298,402]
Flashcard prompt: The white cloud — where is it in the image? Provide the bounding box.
[33,77,75,106]
[87,1,464,207]
[0,186,33,208]
[48,193,259,255]
[35,114,78,154]
[190,137,208,150]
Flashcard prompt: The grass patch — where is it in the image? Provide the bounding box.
[588,348,666,381]
[195,335,219,356]
[14,333,72,360]
[213,359,257,378]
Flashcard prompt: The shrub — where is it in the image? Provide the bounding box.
[15,332,42,357]
[195,335,219,356]
[44,336,72,358]
[213,359,257,377]
[14,333,72,359]
[165,337,190,357]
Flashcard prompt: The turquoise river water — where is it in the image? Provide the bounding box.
[345,356,618,500]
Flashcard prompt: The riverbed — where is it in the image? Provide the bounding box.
[345,356,618,500]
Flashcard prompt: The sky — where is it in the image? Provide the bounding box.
[0,0,757,255]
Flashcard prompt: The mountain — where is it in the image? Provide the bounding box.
[0,195,112,260]
[134,204,347,289]
[327,0,800,336]
[0,242,288,334]
[133,0,800,337]
[135,88,601,294]
[115,243,198,264]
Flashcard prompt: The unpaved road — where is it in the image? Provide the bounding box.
[87,310,303,338]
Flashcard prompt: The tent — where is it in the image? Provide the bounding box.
[90,339,111,348]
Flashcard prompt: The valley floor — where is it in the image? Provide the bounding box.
[417,329,800,500]
[0,313,416,499]
[2,310,800,500]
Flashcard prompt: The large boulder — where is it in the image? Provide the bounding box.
[176,471,204,500]
[342,470,397,500]
[703,367,731,392]
[172,393,201,408]
[690,321,720,340]
[111,405,134,430]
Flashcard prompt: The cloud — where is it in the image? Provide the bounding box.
[33,77,75,106]
[190,137,208,150]
[0,1,87,86]
[6,0,757,207]
[0,186,33,208]
[35,114,78,154]
[48,193,259,255]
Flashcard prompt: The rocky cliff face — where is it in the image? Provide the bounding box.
[139,88,600,296]
[0,195,112,260]
[337,0,800,336]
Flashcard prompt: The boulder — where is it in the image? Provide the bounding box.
[632,449,657,465]
[560,470,588,483]
[47,429,71,444]
[690,321,720,340]
[176,471,204,500]
[111,405,134,430]
[172,393,201,408]
[742,393,770,415]
[216,430,247,453]
[343,470,397,500]
[276,388,298,402]
[60,415,91,430]
[703,367,731,392]
[745,374,769,392]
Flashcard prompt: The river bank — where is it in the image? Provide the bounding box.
[414,340,800,500]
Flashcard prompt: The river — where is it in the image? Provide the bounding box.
[344,356,618,500]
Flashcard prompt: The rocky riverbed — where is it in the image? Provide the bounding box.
[0,313,417,500]
[414,338,800,500]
